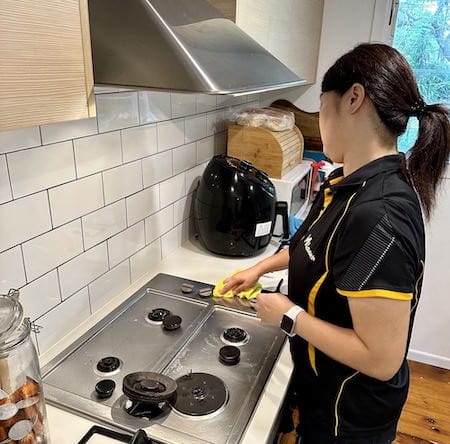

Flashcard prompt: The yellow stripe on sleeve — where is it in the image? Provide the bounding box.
[336,288,413,300]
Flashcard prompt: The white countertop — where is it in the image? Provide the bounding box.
[44,236,294,443]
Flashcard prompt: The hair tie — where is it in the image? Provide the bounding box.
[409,100,426,117]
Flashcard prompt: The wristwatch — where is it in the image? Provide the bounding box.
[280,305,304,337]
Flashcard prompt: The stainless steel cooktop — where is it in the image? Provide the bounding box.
[42,273,285,444]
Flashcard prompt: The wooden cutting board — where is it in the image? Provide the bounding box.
[227,124,304,179]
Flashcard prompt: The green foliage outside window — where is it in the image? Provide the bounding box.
[393,0,449,151]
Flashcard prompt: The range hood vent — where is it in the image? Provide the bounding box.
[88,0,306,95]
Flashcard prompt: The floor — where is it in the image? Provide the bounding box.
[394,361,450,444]
[275,361,450,444]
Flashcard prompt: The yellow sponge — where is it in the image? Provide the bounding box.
[213,273,262,300]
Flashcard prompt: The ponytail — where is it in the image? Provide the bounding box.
[408,104,450,218]
[322,43,450,219]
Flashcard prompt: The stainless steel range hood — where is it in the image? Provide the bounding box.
[88,0,306,95]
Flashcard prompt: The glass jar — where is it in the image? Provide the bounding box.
[0,290,49,443]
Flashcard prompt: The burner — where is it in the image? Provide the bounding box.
[172,373,228,416]
[123,372,177,404]
[219,345,240,366]
[97,356,121,374]
[125,400,168,420]
[147,308,171,323]
[163,314,182,331]
[222,327,248,344]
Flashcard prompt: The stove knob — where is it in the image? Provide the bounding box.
[198,287,212,298]
[95,379,116,399]
[219,345,240,366]
[162,314,182,331]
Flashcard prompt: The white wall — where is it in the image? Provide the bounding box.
[409,167,450,369]
[261,0,378,111]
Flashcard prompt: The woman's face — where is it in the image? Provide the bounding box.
[319,91,345,163]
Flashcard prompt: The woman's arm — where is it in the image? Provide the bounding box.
[256,293,410,381]
[220,248,290,294]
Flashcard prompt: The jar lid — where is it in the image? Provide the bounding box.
[0,289,24,344]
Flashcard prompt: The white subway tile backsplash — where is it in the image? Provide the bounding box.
[186,164,206,193]
[82,201,127,250]
[139,91,172,124]
[108,222,145,268]
[36,286,90,354]
[160,173,186,208]
[206,110,226,136]
[197,136,215,164]
[122,124,157,162]
[0,246,26,293]
[0,192,51,253]
[96,91,139,133]
[40,117,97,145]
[0,88,216,339]
[173,143,197,175]
[130,239,161,283]
[196,94,217,113]
[185,114,207,143]
[103,161,143,205]
[74,132,122,178]
[157,118,185,152]
[89,260,130,313]
[0,126,41,154]
[216,95,246,108]
[126,185,160,227]
[142,151,172,187]
[171,93,196,118]
[174,194,193,225]
[19,270,61,321]
[8,141,76,198]
[49,174,104,227]
[23,220,83,282]
[0,155,12,204]
[58,243,109,299]
[145,206,174,244]
[161,223,185,259]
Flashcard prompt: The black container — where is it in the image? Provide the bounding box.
[194,155,278,257]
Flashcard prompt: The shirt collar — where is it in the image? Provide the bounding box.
[325,154,403,191]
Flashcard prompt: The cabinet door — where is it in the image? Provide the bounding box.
[0,0,95,132]
[208,0,324,84]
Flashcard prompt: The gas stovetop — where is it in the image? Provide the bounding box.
[42,273,285,444]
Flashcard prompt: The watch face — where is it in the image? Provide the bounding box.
[281,314,294,334]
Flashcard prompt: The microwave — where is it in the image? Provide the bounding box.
[270,161,313,237]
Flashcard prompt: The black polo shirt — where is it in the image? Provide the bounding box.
[288,154,425,442]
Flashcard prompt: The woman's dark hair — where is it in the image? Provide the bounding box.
[322,43,449,218]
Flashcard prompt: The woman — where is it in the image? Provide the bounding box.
[221,43,449,443]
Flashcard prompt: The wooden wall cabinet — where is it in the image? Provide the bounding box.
[0,0,96,132]
[208,0,324,85]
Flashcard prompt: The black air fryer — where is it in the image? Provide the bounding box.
[195,155,286,257]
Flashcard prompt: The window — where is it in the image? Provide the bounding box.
[392,0,449,152]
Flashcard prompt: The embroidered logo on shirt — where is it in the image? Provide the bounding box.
[303,234,316,262]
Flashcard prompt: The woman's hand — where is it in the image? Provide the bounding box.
[220,267,261,295]
[255,292,295,326]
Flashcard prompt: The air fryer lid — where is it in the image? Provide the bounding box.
[208,155,273,191]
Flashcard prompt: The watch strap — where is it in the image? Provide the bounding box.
[281,305,304,336]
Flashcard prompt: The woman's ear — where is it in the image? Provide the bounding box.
[346,83,366,114]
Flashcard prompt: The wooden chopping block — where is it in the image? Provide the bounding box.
[271,99,323,152]
[227,124,304,179]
